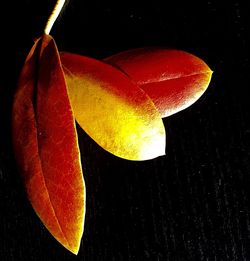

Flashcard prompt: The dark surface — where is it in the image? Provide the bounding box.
[0,0,249,260]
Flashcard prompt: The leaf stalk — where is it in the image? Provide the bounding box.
[44,0,66,35]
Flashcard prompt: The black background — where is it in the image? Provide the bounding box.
[0,0,249,260]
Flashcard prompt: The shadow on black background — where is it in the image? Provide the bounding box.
[0,0,249,260]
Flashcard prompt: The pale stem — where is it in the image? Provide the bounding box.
[44,0,66,35]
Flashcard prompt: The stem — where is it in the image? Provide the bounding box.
[44,0,66,35]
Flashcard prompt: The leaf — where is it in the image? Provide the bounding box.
[104,48,213,118]
[12,34,85,254]
[60,52,166,161]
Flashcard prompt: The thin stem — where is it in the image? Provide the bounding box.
[44,0,66,35]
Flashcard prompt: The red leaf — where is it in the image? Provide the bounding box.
[12,34,85,254]
[104,48,213,117]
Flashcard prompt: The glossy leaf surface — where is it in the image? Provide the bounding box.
[61,52,166,161]
[12,35,85,254]
[105,48,212,118]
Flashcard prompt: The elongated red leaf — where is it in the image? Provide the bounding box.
[12,34,85,254]
[60,52,166,161]
[104,48,213,118]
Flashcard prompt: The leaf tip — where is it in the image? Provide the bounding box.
[136,128,166,161]
[67,244,81,256]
